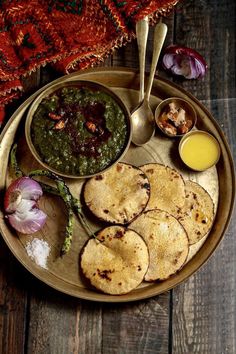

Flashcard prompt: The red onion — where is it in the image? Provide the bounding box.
[4,177,47,234]
[162,45,207,79]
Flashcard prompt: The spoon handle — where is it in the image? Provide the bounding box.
[144,21,168,102]
[136,16,149,102]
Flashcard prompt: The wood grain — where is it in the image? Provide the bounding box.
[25,290,171,354]
[174,0,236,100]
[101,293,170,354]
[0,239,27,354]
[26,291,103,354]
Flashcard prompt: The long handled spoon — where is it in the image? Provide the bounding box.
[135,16,149,103]
[131,20,168,146]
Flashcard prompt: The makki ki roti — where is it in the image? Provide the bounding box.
[80,161,215,293]
[140,163,186,216]
[129,209,189,281]
[83,162,150,224]
[80,226,149,295]
[130,209,189,281]
[177,180,215,244]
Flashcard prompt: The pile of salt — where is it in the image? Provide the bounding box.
[25,238,51,269]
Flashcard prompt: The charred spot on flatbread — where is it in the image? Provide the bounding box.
[130,209,189,281]
[80,226,149,295]
[83,162,150,224]
[177,180,215,244]
[140,163,185,216]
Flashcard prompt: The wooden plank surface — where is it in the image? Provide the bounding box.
[26,290,103,354]
[0,240,27,354]
[101,294,170,354]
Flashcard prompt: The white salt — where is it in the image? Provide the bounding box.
[25,238,51,269]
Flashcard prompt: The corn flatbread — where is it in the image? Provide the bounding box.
[130,209,189,281]
[178,180,215,245]
[140,163,185,215]
[80,226,149,295]
[83,162,150,224]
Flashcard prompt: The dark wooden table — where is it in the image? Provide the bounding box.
[0,1,235,353]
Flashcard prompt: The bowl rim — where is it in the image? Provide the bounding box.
[155,96,197,138]
[178,129,221,171]
[25,79,132,179]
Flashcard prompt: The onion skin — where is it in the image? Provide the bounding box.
[6,209,47,234]
[4,177,46,234]
[162,45,207,79]
[4,177,43,212]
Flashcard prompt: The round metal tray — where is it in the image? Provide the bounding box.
[0,68,234,302]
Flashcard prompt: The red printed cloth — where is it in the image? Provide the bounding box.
[0,0,179,116]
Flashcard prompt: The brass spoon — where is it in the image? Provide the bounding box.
[131,20,168,146]
[135,16,149,103]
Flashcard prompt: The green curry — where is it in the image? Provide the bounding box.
[31,85,129,176]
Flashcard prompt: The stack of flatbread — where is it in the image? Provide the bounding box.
[80,162,215,295]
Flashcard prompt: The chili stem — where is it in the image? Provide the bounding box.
[10,144,23,178]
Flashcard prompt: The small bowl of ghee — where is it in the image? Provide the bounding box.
[179,130,221,171]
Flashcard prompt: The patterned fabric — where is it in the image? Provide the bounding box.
[0,0,179,112]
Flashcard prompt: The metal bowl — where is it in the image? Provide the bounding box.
[155,97,197,138]
[25,80,132,179]
[179,130,221,171]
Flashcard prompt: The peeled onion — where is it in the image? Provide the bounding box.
[162,45,207,79]
[4,177,47,234]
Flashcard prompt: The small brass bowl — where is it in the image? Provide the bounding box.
[155,97,197,138]
[25,80,132,179]
[179,130,221,171]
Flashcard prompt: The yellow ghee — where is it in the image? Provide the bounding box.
[179,131,220,171]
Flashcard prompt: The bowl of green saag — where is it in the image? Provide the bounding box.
[25,80,132,178]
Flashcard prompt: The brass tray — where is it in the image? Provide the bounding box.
[0,68,235,302]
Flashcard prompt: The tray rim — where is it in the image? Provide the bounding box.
[0,67,235,303]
